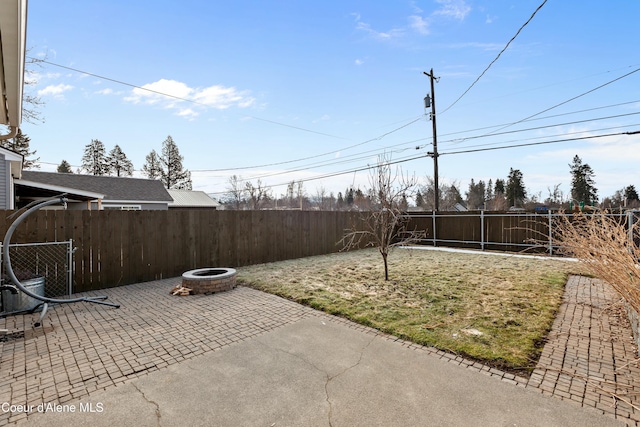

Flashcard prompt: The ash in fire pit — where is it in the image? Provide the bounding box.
[182,268,237,294]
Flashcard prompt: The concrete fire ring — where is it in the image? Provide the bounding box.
[182,268,237,294]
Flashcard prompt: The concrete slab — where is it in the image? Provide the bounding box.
[16,318,623,427]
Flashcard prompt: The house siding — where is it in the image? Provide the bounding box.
[0,154,9,209]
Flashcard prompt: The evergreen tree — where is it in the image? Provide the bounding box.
[336,192,344,210]
[81,139,109,175]
[400,193,408,211]
[624,185,639,204]
[107,144,134,177]
[465,179,486,210]
[142,150,162,180]
[494,179,505,195]
[505,168,526,208]
[569,155,598,206]
[1,130,39,169]
[486,179,494,200]
[160,135,192,190]
[346,188,354,206]
[415,190,425,208]
[57,160,73,173]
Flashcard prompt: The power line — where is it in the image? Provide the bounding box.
[440,130,639,156]
[440,0,548,114]
[482,66,640,136]
[34,58,346,140]
[193,116,424,172]
[192,107,640,178]
[205,152,430,195]
[206,130,640,195]
[41,107,640,180]
[430,111,640,148]
[440,123,640,153]
[433,99,640,143]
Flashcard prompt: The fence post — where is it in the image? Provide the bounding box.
[629,210,634,248]
[432,211,437,247]
[480,210,485,251]
[68,239,74,296]
[548,210,553,255]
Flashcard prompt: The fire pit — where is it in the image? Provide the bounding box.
[181,268,237,294]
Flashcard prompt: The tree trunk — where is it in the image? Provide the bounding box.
[382,252,389,281]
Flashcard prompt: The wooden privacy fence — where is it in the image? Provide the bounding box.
[2,209,637,293]
[0,209,366,293]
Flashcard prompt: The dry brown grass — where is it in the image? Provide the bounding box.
[237,247,584,372]
[554,211,640,313]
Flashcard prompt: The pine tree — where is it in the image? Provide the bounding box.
[57,160,73,173]
[506,168,526,208]
[1,129,40,169]
[415,190,425,208]
[625,185,639,203]
[569,155,598,206]
[81,139,109,175]
[142,150,162,180]
[107,145,134,177]
[159,135,192,190]
[486,179,494,200]
[346,188,354,206]
[336,192,344,210]
[465,179,486,210]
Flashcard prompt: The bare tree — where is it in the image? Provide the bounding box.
[295,181,306,210]
[421,177,463,211]
[340,155,425,281]
[225,175,246,209]
[23,51,46,124]
[245,179,270,210]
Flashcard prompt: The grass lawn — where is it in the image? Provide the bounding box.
[236,247,585,375]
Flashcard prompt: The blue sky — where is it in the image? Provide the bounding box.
[20,0,640,202]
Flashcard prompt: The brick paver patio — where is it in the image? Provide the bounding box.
[527,275,640,425]
[0,274,638,425]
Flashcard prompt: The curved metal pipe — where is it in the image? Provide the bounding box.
[3,197,119,308]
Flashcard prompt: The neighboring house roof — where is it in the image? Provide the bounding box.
[168,189,219,208]
[0,0,27,138]
[18,171,173,203]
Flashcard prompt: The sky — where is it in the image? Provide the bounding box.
[16,0,640,203]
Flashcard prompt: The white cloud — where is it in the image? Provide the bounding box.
[434,0,471,20]
[95,88,114,95]
[408,15,430,35]
[354,1,469,42]
[177,108,199,120]
[124,79,255,117]
[37,84,73,98]
[355,59,364,65]
[355,20,404,40]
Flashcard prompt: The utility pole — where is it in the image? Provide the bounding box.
[423,69,439,211]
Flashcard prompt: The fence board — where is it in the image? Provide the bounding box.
[0,209,603,293]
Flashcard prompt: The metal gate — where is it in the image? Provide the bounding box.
[0,240,73,300]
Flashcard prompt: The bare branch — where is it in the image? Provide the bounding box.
[340,154,425,280]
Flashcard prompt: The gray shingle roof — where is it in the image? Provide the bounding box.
[20,171,173,202]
